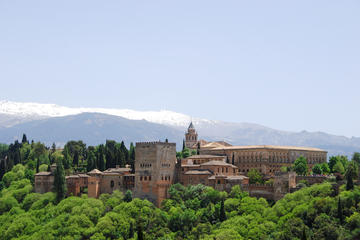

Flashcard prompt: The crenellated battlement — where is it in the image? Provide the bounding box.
[136,141,176,146]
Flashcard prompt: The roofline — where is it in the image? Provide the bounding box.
[207,145,327,153]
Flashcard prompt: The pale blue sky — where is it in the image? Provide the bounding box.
[0,1,359,137]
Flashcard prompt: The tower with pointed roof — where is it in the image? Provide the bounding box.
[185,122,198,149]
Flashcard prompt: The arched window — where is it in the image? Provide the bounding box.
[110,180,114,188]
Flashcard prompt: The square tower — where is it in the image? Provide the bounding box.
[185,122,198,149]
[134,141,177,206]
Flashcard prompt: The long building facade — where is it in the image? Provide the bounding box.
[35,122,327,206]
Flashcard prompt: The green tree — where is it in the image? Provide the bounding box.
[345,161,358,190]
[97,144,105,171]
[248,169,262,184]
[182,148,191,158]
[86,148,97,172]
[129,142,135,173]
[338,197,343,224]
[53,161,67,203]
[333,161,345,175]
[51,142,56,154]
[352,152,360,165]
[21,134,28,144]
[312,164,323,175]
[321,162,330,174]
[219,200,226,222]
[124,190,133,202]
[293,156,308,176]
[328,156,339,173]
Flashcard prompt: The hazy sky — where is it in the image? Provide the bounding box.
[0,1,359,137]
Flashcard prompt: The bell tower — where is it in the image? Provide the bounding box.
[185,122,198,149]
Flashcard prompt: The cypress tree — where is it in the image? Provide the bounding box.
[232,153,235,165]
[182,139,185,151]
[36,158,40,173]
[21,134,28,144]
[124,190,133,202]
[197,142,200,155]
[51,142,56,153]
[346,172,354,191]
[338,197,343,224]
[345,161,357,190]
[137,224,144,240]
[73,151,79,167]
[129,143,135,173]
[120,141,129,165]
[301,226,307,240]
[220,200,226,222]
[54,161,67,203]
[129,222,134,239]
[97,145,105,171]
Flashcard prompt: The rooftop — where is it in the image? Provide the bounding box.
[35,171,52,176]
[88,169,103,175]
[184,155,225,159]
[201,160,238,168]
[185,170,212,175]
[210,145,326,152]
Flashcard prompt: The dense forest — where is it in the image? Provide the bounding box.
[0,135,360,239]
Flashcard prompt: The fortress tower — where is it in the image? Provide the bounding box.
[185,122,198,149]
[134,141,177,206]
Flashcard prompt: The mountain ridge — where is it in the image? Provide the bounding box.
[0,100,359,157]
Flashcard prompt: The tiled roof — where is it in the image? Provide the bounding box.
[210,145,326,152]
[35,171,52,176]
[201,160,238,168]
[103,168,131,173]
[88,169,103,174]
[184,155,225,159]
[185,170,212,175]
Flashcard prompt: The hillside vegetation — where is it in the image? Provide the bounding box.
[1,163,360,239]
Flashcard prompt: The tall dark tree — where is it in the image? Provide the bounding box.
[120,141,128,167]
[232,153,235,165]
[21,134,28,144]
[338,197,343,224]
[105,140,116,169]
[345,161,358,190]
[97,144,105,171]
[220,200,226,222]
[137,224,144,240]
[0,159,5,180]
[86,148,97,172]
[182,139,185,151]
[53,161,66,203]
[124,190,133,202]
[129,222,134,239]
[51,142,56,154]
[73,151,79,166]
[301,226,307,240]
[129,143,135,173]
[197,142,200,155]
[36,158,40,173]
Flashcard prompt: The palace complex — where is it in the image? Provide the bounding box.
[35,122,328,206]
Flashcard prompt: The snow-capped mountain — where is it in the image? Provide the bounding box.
[0,100,215,128]
[0,100,359,157]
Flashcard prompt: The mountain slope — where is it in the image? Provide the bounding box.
[0,113,183,147]
[0,100,359,157]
